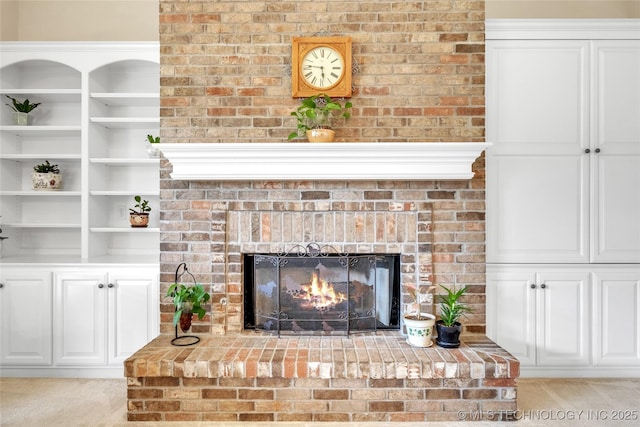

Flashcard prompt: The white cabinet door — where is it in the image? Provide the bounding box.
[53,271,107,365]
[591,40,640,263]
[0,271,52,365]
[486,40,590,263]
[536,271,591,366]
[593,270,640,366]
[486,269,537,366]
[107,270,158,365]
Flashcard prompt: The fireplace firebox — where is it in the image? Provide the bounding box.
[244,244,400,335]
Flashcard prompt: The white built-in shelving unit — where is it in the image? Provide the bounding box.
[0,43,160,263]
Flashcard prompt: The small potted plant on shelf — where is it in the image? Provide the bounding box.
[288,93,352,142]
[403,284,436,347]
[145,134,160,158]
[129,195,151,228]
[32,160,62,191]
[167,281,211,333]
[5,95,41,126]
[435,285,472,348]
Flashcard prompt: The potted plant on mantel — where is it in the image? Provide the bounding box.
[32,160,62,190]
[403,284,436,347]
[435,285,472,348]
[288,93,352,142]
[129,195,151,228]
[5,95,41,125]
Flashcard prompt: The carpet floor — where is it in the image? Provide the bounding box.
[1,377,639,426]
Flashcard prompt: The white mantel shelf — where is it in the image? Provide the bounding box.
[159,142,490,181]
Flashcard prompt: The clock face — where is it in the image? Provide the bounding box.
[301,46,345,90]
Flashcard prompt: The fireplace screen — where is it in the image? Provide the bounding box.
[244,245,400,336]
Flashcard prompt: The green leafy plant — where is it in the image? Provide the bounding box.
[5,95,41,113]
[166,282,211,327]
[129,195,151,214]
[33,160,60,174]
[437,285,472,326]
[146,134,160,144]
[288,93,352,140]
[404,284,436,320]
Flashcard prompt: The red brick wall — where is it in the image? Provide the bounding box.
[158,0,486,335]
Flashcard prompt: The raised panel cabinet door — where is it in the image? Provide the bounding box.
[487,154,589,263]
[592,40,640,263]
[486,268,537,366]
[0,271,52,366]
[107,270,158,365]
[486,40,590,263]
[536,271,591,366]
[53,271,107,365]
[593,270,640,366]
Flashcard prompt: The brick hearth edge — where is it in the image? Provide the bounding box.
[125,333,519,422]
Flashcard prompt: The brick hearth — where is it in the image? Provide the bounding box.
[126,333,518,422]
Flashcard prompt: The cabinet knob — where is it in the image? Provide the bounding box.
[530,284,536,289]
[540,283,547,289]
[595,148,601,153]
[98,283,104,289]
[584,148,590,153]
[0,283,4,289]
[108,283,114,288]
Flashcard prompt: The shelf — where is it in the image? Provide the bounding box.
[90,117,159,128]
[0,191,81,196]
[89,190,160,196]
[0,126,81,136]
[1,154,81,161]
[90,227,160,233]
[1,89,81,102]
[89,158,160,165]
[2,223,81,228]
[160,142,492,181]
[90,93,159,107]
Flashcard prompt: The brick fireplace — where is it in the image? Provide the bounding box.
[125,0,519,422]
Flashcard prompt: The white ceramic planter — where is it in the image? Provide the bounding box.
[32,172,62,190]
[403,313,436,347]
[13,112,29,125]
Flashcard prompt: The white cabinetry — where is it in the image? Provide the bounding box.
[0,264,158,377]
[0,269,52,366]
[54,268,158,367]
[0,43,159,262]
[487,38,640,264]
[487,267,590,369]
[486,20,640,377]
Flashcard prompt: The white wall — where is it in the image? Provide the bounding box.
[1,1,638,41]
[487,1,640,19]
[0,0,159,41]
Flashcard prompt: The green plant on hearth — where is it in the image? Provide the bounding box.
[5,95,41,113]
[33,160,60,174]
[166,282,211,330]
[146,134,160,144]
[129,195,151,214]
[437,284,472,326]
[287,93,352,140]
[404,284,435,320]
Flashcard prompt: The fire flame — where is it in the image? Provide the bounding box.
[296,272,346,310]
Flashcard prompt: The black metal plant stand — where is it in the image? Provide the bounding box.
[170,262,201,346]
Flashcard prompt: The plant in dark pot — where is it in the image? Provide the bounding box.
[288,93,352,142]
[129,195,151,227]
[167,282,211,333]
[435,285,472,348]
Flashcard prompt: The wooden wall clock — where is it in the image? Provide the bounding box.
[292,36,352,98]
